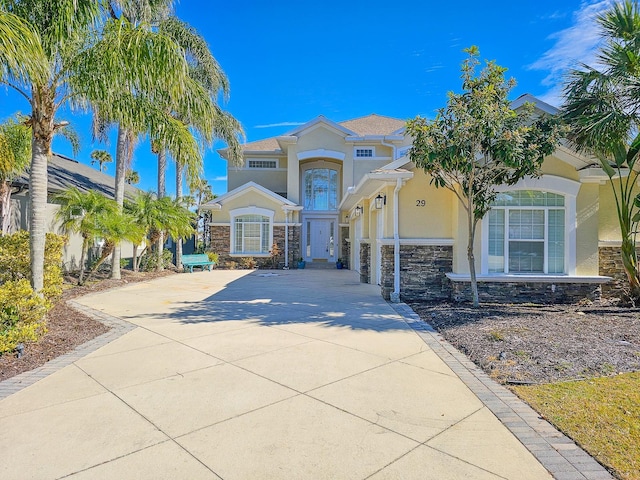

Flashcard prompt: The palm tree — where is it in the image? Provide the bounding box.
[0,1,195,292]
[156,16,244,270]
[0,1,102,292]
[191,177,215,249]
[90,149,113,172]
[54,187,119,285]
[0,117,30,235]
[124,191,195,271]
[125,169,140,185]
[83,209,143,281]
[561,0,640,302]
[98,0,205,279]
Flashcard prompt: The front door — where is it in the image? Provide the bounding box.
[307,219,335,262]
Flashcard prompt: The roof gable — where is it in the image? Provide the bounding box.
[202,181,296,209]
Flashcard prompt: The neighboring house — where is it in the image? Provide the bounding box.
[203,95,635,303]
[9,152,141,271]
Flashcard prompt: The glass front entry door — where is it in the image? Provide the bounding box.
[306,219,335,261]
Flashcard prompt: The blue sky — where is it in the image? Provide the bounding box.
[0,0,612,196]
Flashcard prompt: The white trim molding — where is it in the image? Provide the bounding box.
[377,238,455,246]
[482,175,580,276]
[447,273,611,284]
[297,148,346,161]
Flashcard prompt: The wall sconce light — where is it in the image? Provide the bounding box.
[374,194,386,210]
[354,205,363,216]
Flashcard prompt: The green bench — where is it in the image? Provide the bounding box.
[182,254,216,273]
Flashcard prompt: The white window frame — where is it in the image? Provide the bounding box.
[301,162,341,212]
[354,146,375,158]
[246,158,279,169]
[488,203,565,274]
[230,206,274,257]
[481,175,580,276]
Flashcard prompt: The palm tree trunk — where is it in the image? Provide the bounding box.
[132,244,139,272]
[78,237,89,286]
[175,162,183,270]
[111,126,128,280]
[29,137,49,293]
[85,240,115,283]
[1,181,12,235]
[157,148,167,271]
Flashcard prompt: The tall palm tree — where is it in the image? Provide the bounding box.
[561,0,640,302]
[54,187,119,285]
[157,16,244,269]
[90,149,113,172]
[99,0,204,279]
[0,1,195,292]
[0,117,30,235]
[0,1,102,292]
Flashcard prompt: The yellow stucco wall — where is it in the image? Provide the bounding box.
[540,155,580,180]
[576,183,599,275]
[598,178,640,242]
[397,170,454,238]
[210,190,289,223]
[227,168,287,194]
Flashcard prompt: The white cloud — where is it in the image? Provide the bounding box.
[212,176,227,182]
[530,0,614,105]
[254,121,305,129]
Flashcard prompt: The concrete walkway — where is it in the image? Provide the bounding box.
[0,270,610,479]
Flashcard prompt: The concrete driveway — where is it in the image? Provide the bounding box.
[0,269,606,479]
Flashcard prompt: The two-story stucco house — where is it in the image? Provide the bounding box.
[203,94,634,303]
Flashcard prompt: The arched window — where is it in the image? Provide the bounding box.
[303,168,338,211]
[488,190,565,274]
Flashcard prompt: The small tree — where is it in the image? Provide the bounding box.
[407,47,564,307]
[54,187,119,285]
[0,117,30,235]
[90,149,113,172]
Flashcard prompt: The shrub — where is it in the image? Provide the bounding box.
[206,251,219,264]
[239,257,257,269]
[0,279,49,354]
[139,249,174,271]
[0,231,65,301]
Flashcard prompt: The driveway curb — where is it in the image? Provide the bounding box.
[390,302,613,480]
[0,301,135,400]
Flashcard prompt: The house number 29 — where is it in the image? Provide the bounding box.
[415,199,426,207]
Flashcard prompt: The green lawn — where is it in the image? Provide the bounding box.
[513,372,640,480]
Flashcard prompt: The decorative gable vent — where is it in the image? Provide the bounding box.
[355,147,374,158]
[247,159,278,169]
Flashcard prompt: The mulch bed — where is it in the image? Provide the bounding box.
[409,301,640,384]
[0,269,176,382]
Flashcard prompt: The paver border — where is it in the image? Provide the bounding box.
[390,302,614,480]
[0,301,135,400]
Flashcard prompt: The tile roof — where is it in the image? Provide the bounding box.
[240,114,406,153]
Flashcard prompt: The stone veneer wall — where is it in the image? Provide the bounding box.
[209,224,300,269]
[380,244,453,301]
[450,281,601,304]
[359,243,370,283]
[340,226,350,269]
[599,246,640,298]
[210,225,230,264]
